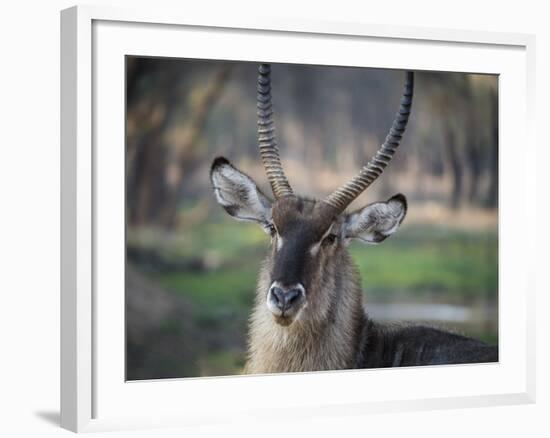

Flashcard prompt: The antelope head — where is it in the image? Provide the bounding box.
[211,64,413,327]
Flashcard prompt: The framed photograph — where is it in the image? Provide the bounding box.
[61,5,536,433]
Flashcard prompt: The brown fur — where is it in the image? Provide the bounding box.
[245,198,366,374]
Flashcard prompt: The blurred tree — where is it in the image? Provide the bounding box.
[126,59,231,228]
[485,88,499,208]
[161,65,231,228]
[126,59,499,227]
[421,72,497,209]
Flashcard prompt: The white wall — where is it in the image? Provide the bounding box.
[0,0,547,437]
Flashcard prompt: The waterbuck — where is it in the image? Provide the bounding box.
[210,64,498,374]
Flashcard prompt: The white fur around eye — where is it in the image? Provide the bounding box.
[310,242,321,256]
[310,225,333,255]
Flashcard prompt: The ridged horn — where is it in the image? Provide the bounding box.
[257,63,294,199]
[324,71,414,212]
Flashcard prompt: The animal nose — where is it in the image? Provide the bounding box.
[270,286,302,312]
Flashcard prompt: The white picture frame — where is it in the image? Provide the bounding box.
[60,4,536,433]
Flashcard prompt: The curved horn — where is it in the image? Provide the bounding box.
[324,71,414,212]
[257,63,294,199]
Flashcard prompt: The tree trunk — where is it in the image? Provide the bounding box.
[160,65,232,229]
[467,138,481,204]
[445,126,463,209]
[485,96,499,208]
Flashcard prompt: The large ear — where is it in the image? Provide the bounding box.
[210,157,273,227]
[343,194,407,244]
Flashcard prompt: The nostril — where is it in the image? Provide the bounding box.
[270,287,285,309]
[268,284,305,313]
[286,289,301,305]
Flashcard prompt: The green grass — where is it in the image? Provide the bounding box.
[350,224,498,300]
[170,221,267,262]
[147,222,498,305]
[197,349,246,376]
[156,265,258,316]
[143,222,498,336]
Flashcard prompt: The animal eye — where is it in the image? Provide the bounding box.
[266,223,276,237]
[323,234,337,246]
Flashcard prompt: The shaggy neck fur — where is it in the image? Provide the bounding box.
[245,248,366,374]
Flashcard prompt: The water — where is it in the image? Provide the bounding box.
[367,300,498,344]
[368,302,472,323]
